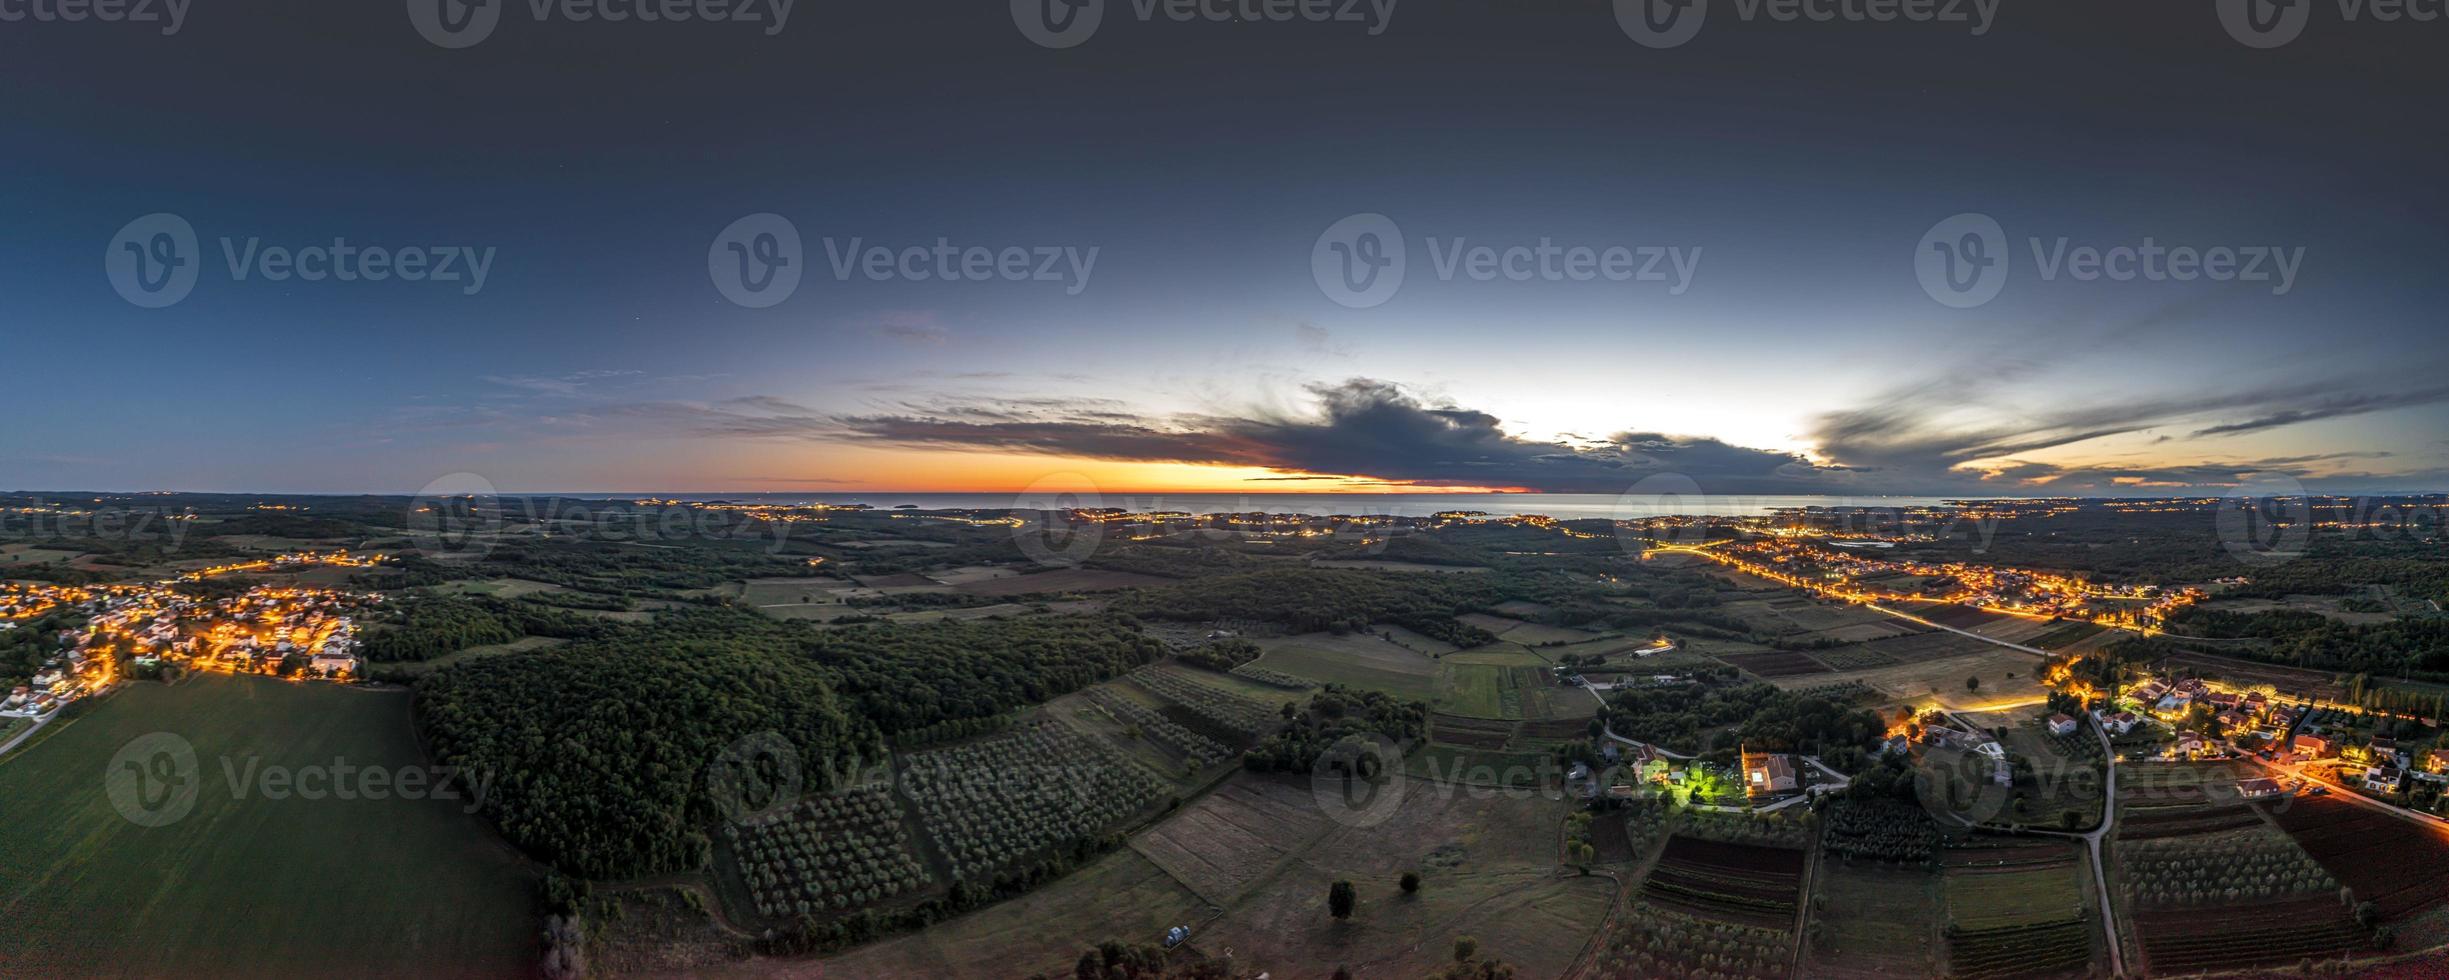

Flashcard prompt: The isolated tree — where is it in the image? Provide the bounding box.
[1332,967,1353,980]
[1401,871,1421,894]
[1967,676,1981,692]
[1329,880,1357,920]
[1454,935,1480,963]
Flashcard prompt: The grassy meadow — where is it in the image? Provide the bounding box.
[0,674,538,977]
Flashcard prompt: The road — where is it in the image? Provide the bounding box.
[0,713,49,759]
[2025,717,2126,978]
[2251,756,2449,835]
[1865,601,2052,657]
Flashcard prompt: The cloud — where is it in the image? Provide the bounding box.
[676,377,1838,493]
[868,310,951,346]
[2189,385,2449,438]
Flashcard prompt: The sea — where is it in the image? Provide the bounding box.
[557,492,1966,520]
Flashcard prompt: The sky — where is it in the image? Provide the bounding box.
[2,1,2445,497]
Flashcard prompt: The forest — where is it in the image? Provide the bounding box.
[411,607,1166,879]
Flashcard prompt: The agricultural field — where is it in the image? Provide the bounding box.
[2118,762,2268,839]
[1428,711,1517,748]
[0,676,536,977]
[1807,858,1941,977]
[1639,835,1807,929]
[898,722,1166,885]
[809,848,1208,978]
[1080,685,1238,771]
[1125,777,1336,903]
[1595,834,1806,979]
[1245,632,1439,699]
[953,567,1170,597]
[429,576,573,599]
[2119,824,2364,974]
[1441,641,1549,666]
[1403,742,1557,787]
[1767,646,2044,710]
[718,787,933,922]
[2027,620,2109,651]
[815,771,1603,979]
[1226,662,1314,689]
[1940,837,2096,979]
[1821,797,1940,863]
[1722,650,1833,678]
[1996,718,2108,829]
[2265,794,2449,919]
[1434,662,1556,720]
[1125,665,1278,734]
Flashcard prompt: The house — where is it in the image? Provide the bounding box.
[2171,733,2209,758]
[2366,765,2408,793]
[2,686,25,709]
[2093,709,2140,736]
[2293,733,2333,758]
[2048,713,2079,737]
[1743,751,1798,794]
[2236,777,2285,800]
[2217,710,2250,730]
[1878,734,1912,758]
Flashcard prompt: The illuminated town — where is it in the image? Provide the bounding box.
[1638,531,2203,635]
[1,552,387,719]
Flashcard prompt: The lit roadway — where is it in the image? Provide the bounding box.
[2249,755,2449,836]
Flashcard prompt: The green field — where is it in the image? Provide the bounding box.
[1248,633,1438,700]
[1437,663,1510,717]
[0,675,538,976]
[1810,860,1941,976]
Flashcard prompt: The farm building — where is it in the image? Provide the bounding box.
[2236,777,2285,799]
[1742,750,1797,794]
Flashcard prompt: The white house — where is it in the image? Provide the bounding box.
[2048,713,2079,737]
